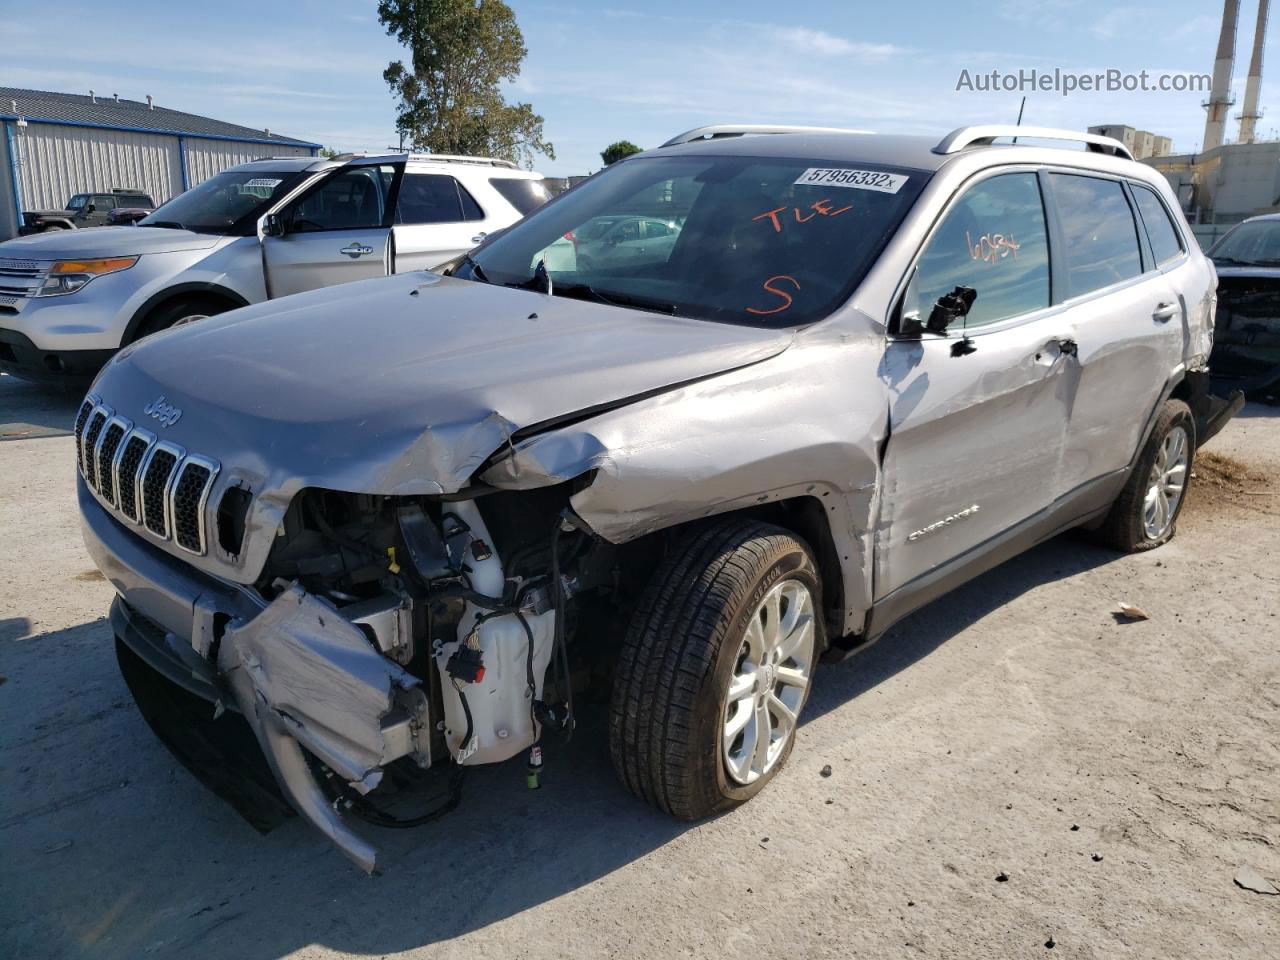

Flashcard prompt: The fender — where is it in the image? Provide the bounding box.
[123,282,251,344]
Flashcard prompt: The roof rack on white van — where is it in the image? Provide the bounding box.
[934,125,1135,161]
[319,152,520,169]
[660,124,876,148]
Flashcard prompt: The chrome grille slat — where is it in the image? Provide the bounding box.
[114,429,154,523]
[141,444,182,540]
[94,417,131,507]
[81,408,111,489]
[77,398,222,556]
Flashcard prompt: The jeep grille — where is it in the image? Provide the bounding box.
[75,394,220,556]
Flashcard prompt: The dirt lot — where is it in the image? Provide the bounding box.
[1,371,1277,960]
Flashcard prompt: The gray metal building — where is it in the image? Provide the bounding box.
[0,88,320,239]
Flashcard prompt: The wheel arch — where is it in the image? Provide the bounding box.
[124,283,250,344]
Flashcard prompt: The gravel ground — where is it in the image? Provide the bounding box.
[1,372,1277,959]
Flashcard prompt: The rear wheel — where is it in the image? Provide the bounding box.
[609,519,822,819]
[1096,399,1194,551]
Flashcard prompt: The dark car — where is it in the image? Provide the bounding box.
[1207,215,1280,402]
[106,205,155,226]
[18,189,156,234]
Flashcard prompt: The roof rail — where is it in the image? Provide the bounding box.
[406,153,520,169]
[933,125,1135,161]
[661,124,875,148]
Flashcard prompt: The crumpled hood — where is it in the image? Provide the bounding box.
[93,271,792,498]
[1,225,222,258]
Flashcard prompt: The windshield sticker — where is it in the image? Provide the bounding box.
[244,178,284,188]
[967,231,1022,263]
[746,275,800,316]
[794,168,908,194]
[753,198,854,233]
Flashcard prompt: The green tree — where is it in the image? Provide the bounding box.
[600,140,642,165]
[378,0,555,169]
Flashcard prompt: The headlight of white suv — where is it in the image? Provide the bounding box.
[37,257,139,297]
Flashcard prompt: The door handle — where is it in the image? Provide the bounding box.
[1152,301,1178,322]
[340,242,374,258]
[471,232,487,244]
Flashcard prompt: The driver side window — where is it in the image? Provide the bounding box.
[912,172,1050,328]
[290,166,396,233]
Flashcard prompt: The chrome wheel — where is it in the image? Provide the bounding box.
[1142,424,1189,540]
[723,578,816,785]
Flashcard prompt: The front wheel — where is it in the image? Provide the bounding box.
[1096,398,1195,551]
[609,520,822,819]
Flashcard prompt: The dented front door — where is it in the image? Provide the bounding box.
[874,169,1072,600]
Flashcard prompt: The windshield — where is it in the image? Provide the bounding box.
[66,195,87,210]
[1209,219,1280,266]
[463,154,927,327]
[139,169,308,234]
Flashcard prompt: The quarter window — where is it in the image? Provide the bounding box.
[911,172,1050,328]
[1050,174,1143,297]
[1131,185,1184,266]
[396,174,484,224]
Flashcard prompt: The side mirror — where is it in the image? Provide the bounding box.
[926,285,977,334]
[85,204,96,214]
[262,213,285,238]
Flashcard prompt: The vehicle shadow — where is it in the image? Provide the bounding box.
[0,374,83,439]
[1,532,1121,959]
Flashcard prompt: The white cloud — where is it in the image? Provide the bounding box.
[772,26,905,60]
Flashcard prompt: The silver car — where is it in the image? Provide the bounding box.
[0,153,549,384]
[77,124,1239,871]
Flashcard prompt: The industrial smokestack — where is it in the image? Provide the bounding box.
[1239,0,1269,143]
[1204,0,1240,151]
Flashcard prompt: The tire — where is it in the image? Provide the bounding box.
[133,296,229,341]
[1095,398,1195,552]
[609,519,824,820]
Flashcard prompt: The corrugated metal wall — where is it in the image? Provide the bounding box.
[13,123,184,213]
[184,140,311,185]
[0,123,315,239]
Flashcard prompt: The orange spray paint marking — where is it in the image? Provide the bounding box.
[810,198,853,217]
[746,275,800,315]
[752,207,788,233]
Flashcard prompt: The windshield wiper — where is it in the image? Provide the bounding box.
[551,281,678,316]
[140,220,185,230]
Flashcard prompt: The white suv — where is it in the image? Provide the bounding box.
[0,153,548,384]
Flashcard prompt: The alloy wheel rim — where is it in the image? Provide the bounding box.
[723,578,816,786]
[1142,424,1189,540]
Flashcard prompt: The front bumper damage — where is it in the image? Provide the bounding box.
[82,483,432,873]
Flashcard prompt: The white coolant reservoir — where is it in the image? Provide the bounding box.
[437,610,556,765]
[434,500,557,765]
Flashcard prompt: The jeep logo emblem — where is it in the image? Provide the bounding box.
[144,395,182,427]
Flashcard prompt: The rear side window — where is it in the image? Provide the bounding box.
[118,194,153,207]
[397,174,484,224]
[911,172,1050,328]
[1131,185,1184,266]
[91,195,116,210]
[489,177,551,214]
[1050,174,1143,297]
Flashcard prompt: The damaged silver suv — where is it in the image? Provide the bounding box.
[78,124,1240,871]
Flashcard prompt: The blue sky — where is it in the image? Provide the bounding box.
[1,0,1268,174]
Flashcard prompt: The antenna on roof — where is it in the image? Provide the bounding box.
[1012,96,1026,145]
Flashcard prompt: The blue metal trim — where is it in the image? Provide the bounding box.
[4,121,24,238]
[0,114,320,150]
[178,136,190,191]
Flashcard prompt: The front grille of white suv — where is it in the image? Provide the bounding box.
[75,395,220,556]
